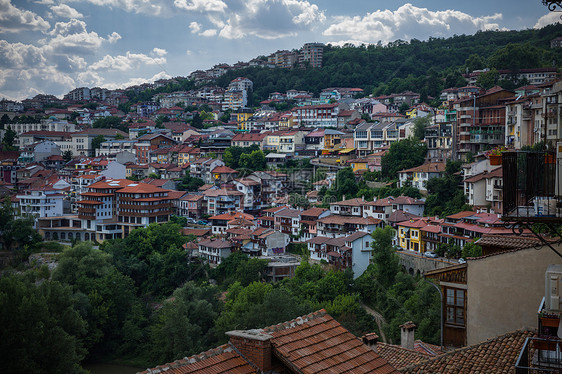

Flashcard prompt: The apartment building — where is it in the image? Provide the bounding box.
[17,186,65,220]
[299,43,324,68]
[292,104,339,128]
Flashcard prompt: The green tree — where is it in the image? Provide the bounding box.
[476,68,499,89]
[0,274,88,374]
[176,173,205,191]
[63,150,73,162]
[462,242,483,258]
[413,116,431,140]
[53,243,140,357]
[381,138,427,178]
[93,116,127,132]
[149,282,219,364]
[464,53,486,72]
[1,128,18,151]
[371,226,400,290]
[91,135,106,151]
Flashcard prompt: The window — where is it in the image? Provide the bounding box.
[445,288,465,326]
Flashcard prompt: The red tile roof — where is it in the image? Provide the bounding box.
[399,162,446,174]
[264,309,398,373]
[375,343,430,370]
[209,211,254,221]
[138,344,256,374]
[401,329,535,374]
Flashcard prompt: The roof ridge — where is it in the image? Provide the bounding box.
[263,309,328,333]
[141,343,235,373]
[400,328,535,372]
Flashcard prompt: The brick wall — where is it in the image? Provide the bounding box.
[229,334,272,372]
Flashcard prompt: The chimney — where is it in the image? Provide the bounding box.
[400,321,416,350]
[362,332,379,350]
[226,329,272,372]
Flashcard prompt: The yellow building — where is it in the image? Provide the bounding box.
[234,109,255,131]
[348,159,369,173]
[323,129,344,149]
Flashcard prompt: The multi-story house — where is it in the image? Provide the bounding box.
[203,187,244,216]
[96,140,136,157]
[18,131,72,152]
[258,205,288,229]
[17,186,65,220]
[425,123,453,162]
[198,239,234,265]
[299,207,330,241]
[209,211,254,235]
[228,77,253,92]
[115,182,174,237]
[268,50,298,68]
[222,90,247,111]
[70,128,128,157]
[210,165,238,184]
[134,133,176,164]
[231,132,269,149]
[396,217,441,253]
[292,104,339,128]
[233,178,262,212]
[464,166,503,214]
[274,207,301,237]
[329,198,366,217]
[504,96,535,149]
[251,171,288,205]
[397,162,446,191]
[363,196,425,222]
[18,140,61,164]
[298,43,324,68]
[7,119,76,138]
[277,130,305,154]
[136,101,160,117]
[317,215,382,238]
[177,145,199,167]
[454,87,514,158]
[190,158,225,184]
[177,193,204,219]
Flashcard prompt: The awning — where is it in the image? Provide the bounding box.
[327,251,341,258]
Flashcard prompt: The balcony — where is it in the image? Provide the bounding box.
[502,151,561,222]
[515,337,562,373]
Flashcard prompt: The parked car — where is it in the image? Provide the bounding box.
[197,220,209,225]
[458,258,466,264]
[424,251,438,258]
[186,217,197,224]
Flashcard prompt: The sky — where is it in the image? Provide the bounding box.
[0,0,559,101]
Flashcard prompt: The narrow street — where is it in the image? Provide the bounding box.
[360,302,389,344]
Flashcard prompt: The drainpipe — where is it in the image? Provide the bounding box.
[423,277,443,349]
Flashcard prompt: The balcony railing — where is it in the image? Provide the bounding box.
[503,151,560,221]
[515,337,562,374]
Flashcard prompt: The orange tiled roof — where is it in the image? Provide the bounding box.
[375,342,430,370]
[401,329,535,374]
[138,344,256,374]
[265,309,398,373]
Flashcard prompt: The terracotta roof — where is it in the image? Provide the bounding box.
[181,228,210,237]
[138,344,256,374]
[198,239,233,249]
[210,211,254,221]
[203,188,244,197]
[375,343,429,370]
[464,167,502,183]
[319,215,381,226]
[115,183,170,194]
[399,162,446,174]
[401,329,535,374]
[212,165,238,174]
[475,235,543,250]
[330,197,366,207]
[301,207,328,218]
[263,309,399,373]
[387,210,421,224]
[232,133,267,142]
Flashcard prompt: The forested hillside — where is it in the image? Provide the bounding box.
[215,23,562,104]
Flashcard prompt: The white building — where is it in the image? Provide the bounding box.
[17,187,65,220]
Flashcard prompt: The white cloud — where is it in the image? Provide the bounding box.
[535,12,560,29]
[200,28,217,37]
[107,31,121,43]
[90,51,166,71]
[206,0,326,40]
[103,71,172,90]
[77,71,104,86]
[151,47,167,57]
[186,49,192,55]
[0,0,50,33]
[323,3,502,44]
[189,21,201,33]
[0,40,47,69]
[174,0,226,12]
[50,4,84,19]
[66,0,166,16]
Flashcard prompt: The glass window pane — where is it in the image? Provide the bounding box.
[456,308,465,325]
[447,307,455,323]
[447,289,455,305]
[456,290,465,307]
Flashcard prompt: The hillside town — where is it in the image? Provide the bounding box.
[2,40,562,373]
